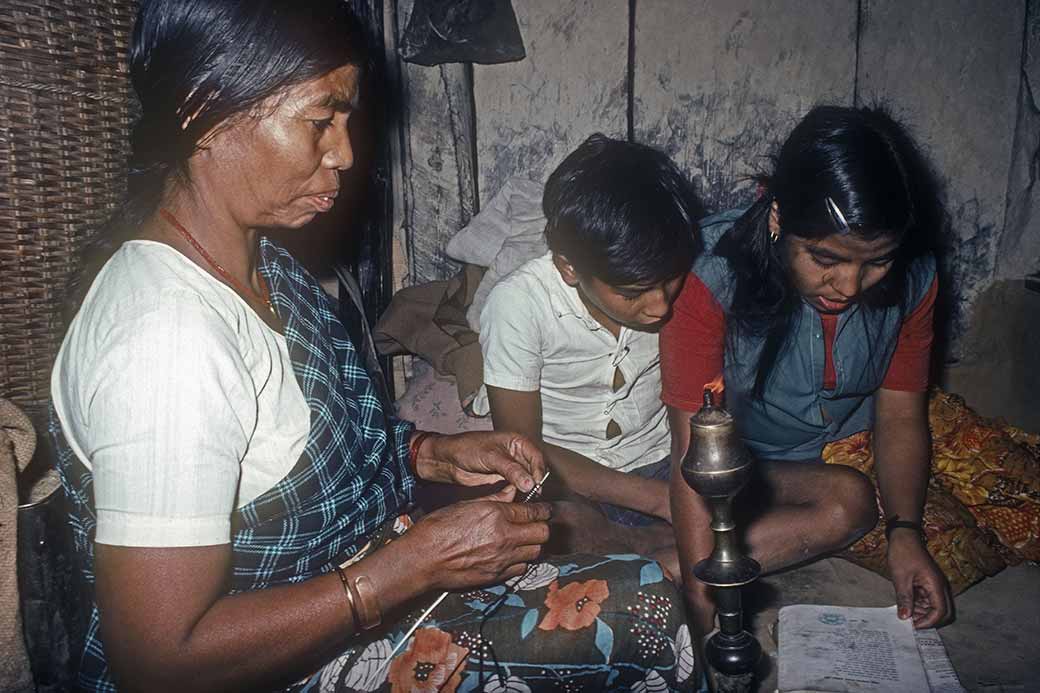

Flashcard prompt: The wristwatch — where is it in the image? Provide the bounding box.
[884,515,926,543]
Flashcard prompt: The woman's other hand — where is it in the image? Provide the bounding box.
[887,530,953,628]
[404,487,552,590]
[412,431,547,497]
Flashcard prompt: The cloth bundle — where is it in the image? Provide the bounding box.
[828,388,1040,594]
[375,177,547,409]
[374,264,486,408]
[1,398,38,693]
[444,177,547,334]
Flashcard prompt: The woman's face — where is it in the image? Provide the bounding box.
[200,64,361,229]
[784,232,900,313]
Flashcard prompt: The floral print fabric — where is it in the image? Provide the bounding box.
[293,546,698,693]
[826,388,1040,594]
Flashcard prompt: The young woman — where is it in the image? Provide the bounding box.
[661,106,952,632]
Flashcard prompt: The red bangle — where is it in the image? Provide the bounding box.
[408,431,435,476]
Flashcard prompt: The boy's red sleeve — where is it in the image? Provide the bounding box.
[660,273,726,411]
[881,276,937,392]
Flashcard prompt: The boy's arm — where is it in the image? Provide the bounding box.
[486,385,671,521]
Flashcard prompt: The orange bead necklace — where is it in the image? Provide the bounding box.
[160,208,275,316]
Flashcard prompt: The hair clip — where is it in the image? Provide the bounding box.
[824,196,851,234]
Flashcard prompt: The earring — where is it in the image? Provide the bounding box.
[768,199,781,244]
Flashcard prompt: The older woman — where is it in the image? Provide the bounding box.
[50,1,695,691]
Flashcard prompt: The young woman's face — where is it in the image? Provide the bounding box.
[784,232,900,313]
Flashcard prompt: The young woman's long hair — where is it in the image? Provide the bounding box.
[716,105,943,397]
[66,0,369,320]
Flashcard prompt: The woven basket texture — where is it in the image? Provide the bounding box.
[1,0,137,423]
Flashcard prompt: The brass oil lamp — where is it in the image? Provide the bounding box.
[680,390,761,689]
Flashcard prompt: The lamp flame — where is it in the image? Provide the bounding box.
[704,373,725,403]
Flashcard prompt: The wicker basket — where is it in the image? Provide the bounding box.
[0,0,137,424]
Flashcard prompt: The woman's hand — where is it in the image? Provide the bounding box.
[403,487,552,591]
[886,530,952,628]
[412,431,547,496]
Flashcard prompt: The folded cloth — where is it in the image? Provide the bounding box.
[445,177,548,332]
[828,388,1040,595]
[446,177,543,266]
[1,399,36,693]
[379,177,547,408]
[374,264,486,409]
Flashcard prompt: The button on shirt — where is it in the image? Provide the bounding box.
[472,253,671,472]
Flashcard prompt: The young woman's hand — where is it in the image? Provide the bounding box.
[886,530,953,628]
[412,431,547,496]
[403,488,552,591]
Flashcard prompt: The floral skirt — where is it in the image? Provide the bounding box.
[827,388,1040,594]
[291,522,698,693]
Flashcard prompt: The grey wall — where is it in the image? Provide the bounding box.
[390,0,1039,427]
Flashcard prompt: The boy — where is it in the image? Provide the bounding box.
[472,134,703,575]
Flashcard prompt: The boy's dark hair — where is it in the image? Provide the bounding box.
[543,133,703,287]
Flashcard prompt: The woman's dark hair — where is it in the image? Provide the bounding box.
[543,133,703,287]
[69,0,368,316]
[716,105,942,397]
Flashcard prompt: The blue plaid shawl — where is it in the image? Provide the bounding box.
[52,238,416,691]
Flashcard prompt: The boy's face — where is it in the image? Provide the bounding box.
[553,254,686,333]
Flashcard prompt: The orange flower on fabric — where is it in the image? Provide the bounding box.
[387,627,469,693]
[959,423,997,454]
[538,579,610,631]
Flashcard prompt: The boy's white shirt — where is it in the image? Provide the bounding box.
[473,252,671,472]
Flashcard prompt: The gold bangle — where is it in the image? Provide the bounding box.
[348,575,383,630]
[335,566,360,630]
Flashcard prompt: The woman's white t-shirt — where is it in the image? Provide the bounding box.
[51,241,311,548]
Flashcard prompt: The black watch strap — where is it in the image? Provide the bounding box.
[884,516,926,542]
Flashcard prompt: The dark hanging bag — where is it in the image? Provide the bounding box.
[400,0,526,66]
